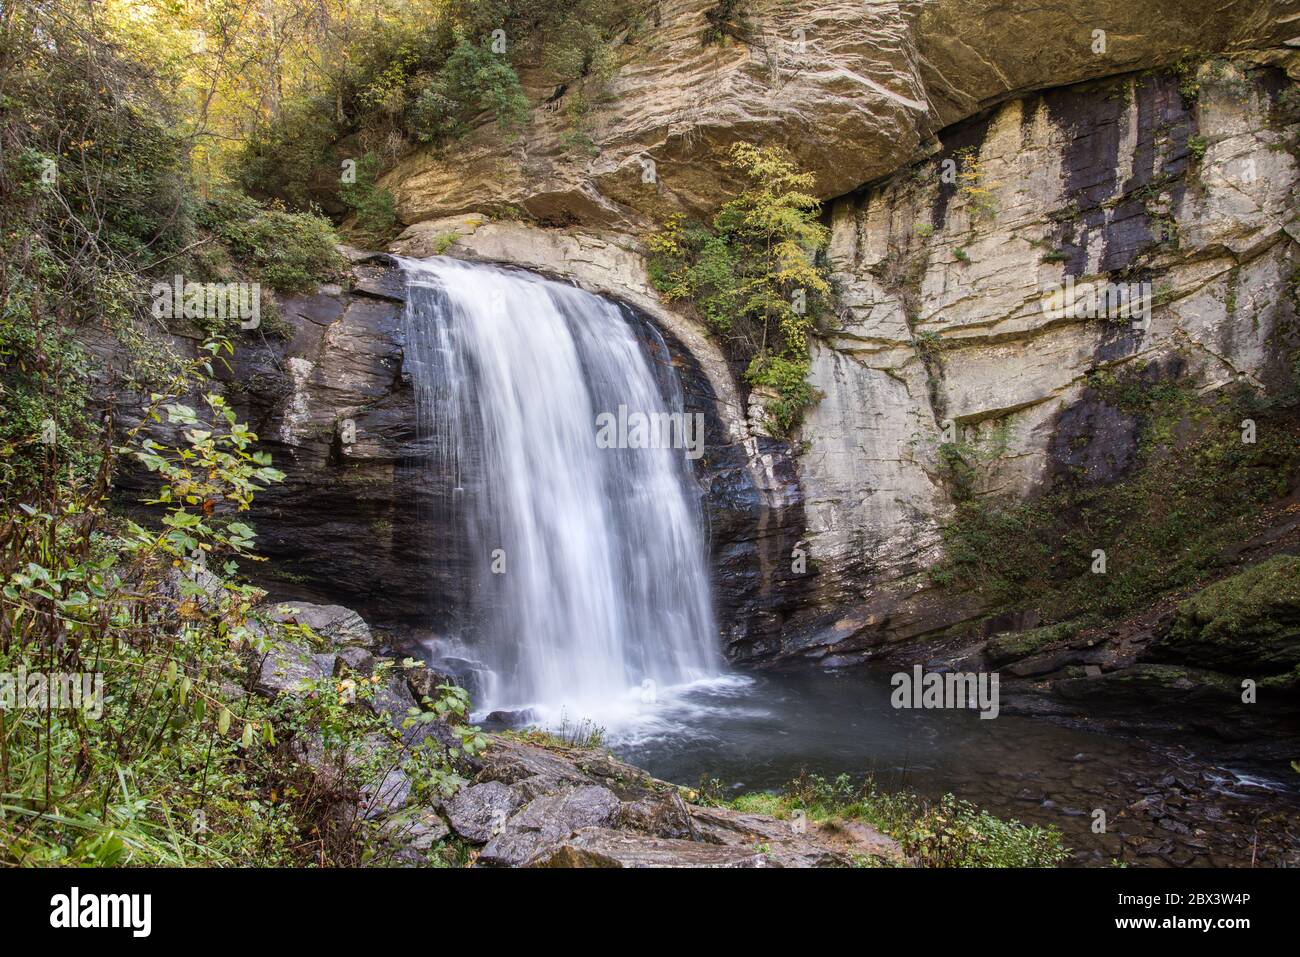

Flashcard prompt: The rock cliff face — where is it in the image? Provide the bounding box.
[180,248,808,660]
[114,8,1300,672]
[382,60,1299,665]
[788,62,1300,661]
[382,0,1300,230]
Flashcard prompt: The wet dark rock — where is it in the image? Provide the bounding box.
[425,657,493,700]
[1129,794,1164,816]
[1046,388,1140,487]
[334,647,375,676]
[481,709,538,730]
[365,674,420,733]
[472,738,592,790]
[444,781,525,843]
[402,659,459,702]
[566,750,658,792]
[401,714,464,753]
[528,828,774,868]
[618,791,697,840]
[478,785,623,867]
[513,774,568,802]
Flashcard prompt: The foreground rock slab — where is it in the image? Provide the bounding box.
[251,593,908,868]
[464,736,905,869]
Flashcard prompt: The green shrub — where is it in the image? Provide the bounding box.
[407,38,529,143]
[0,342,483,865]
[747,355,820,436]
[648,144,830,436]
[198,194,345,294]
[339,155,399,247]
[0,0,192,497]
[900,794,1067,868]
[725,772,1068,868]
[233,1,634,214]
[932,367,1300,621]
[234,96,343,213]
[702,0,751,46]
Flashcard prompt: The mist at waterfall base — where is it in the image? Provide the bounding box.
[398,256,725,730]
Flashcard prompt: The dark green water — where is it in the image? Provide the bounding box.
[599,668,1300,867]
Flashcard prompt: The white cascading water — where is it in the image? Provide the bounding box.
[397,256,721,726]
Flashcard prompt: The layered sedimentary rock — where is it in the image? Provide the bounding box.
[106,9,1300,671]
[145,248,808,656]
[788,62,1298,661]
[376,1,1300,662]
[140,61,1296,673]
[383,0,1300,230]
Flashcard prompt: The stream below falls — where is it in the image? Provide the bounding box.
[499,668,1300,868]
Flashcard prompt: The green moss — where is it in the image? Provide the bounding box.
[1093,663,1241,695]
[932,364,1300,621]
[985,620,1087,666]
[1158,555,1300,674]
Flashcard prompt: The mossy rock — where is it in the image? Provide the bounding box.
[984,621,1083,666]
[1153,555,1300,675]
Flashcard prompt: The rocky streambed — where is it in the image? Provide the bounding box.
[246,593,1297,868]
[247,598,903,867]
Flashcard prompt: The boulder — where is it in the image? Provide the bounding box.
[481,709,539,730]
[527,828,774,869]
[618,791,698,840]
[401,659,459,702]
[358,767,412,820]
[444,781,526,843]
[254,641,334,697]
[383,0,1295,229]
[472,737,594,790]
[1150,555,1300,675]
[478,785,623,867]
[364,673,420,733]
[334,646,375,676]
[269,601,375,649]
[377,807,452,867]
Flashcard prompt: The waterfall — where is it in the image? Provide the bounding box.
[396,256,720,723]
